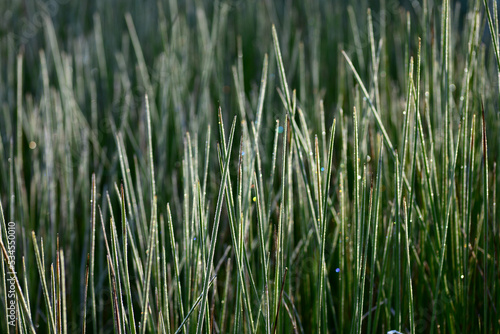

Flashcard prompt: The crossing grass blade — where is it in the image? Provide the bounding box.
[215,112,256,333]
[342,51,395,158]
[195,116,237,334]
[175,275,217,334]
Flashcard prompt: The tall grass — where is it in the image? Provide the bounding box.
[0,0,499,333]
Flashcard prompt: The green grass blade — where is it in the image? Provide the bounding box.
[195,116,237,334]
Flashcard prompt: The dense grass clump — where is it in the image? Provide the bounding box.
[1,0,500,333]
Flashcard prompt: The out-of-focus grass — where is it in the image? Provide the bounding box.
[0,0,499,333]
